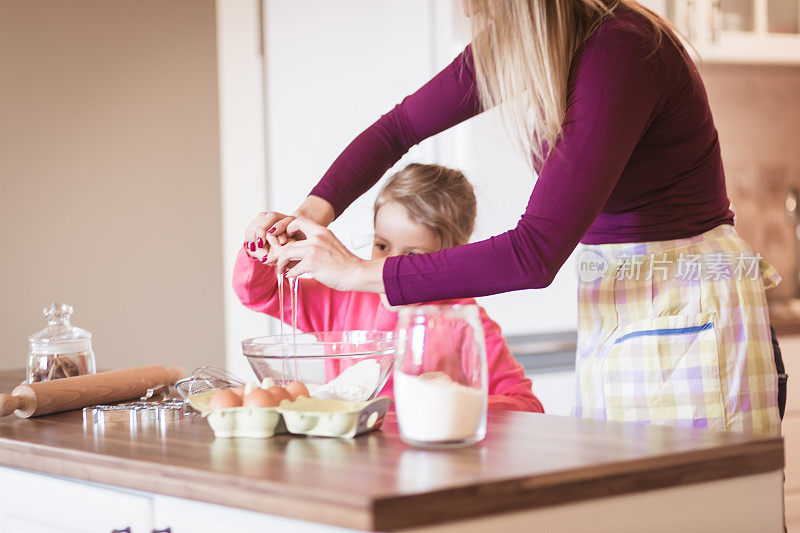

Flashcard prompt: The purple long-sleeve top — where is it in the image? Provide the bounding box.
[309,8,734,306]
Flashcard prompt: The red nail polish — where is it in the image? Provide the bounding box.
[267,227,276,234]
[257,238,263,248]
[249,242,256,252]
[261,256,268,263]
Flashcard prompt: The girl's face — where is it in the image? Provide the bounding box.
[372,201,442,260]
[373,201,442,311]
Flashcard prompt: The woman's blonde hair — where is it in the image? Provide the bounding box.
[374,163,477,249]
[468,0,683,166]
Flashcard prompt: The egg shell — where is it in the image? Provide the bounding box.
[209,389,243,410]
[285,381,310,400]
[231,386,246,399]
[243,381,260,396]
[243,388,278,408]
[266,386,292,404]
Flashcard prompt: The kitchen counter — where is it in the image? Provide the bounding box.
[0,369,786,532]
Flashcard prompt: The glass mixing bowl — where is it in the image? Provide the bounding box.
[241,330,395,402]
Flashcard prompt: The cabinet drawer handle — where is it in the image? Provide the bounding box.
[111,528,131,533]
[152,529,172,533]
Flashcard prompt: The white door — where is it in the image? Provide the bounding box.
[257,0,578,338]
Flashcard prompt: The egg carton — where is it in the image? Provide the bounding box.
[206,406,288,439]
[193,392,390,439]
[278,397,391,439]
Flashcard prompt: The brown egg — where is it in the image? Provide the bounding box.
[285,381,309,400]
[243,388,278,408]
[266,386,292,404]
[208,389,242,410]
[231,386,246,399]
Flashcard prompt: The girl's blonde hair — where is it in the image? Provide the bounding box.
[374,163,476,249]
[468,0,684,166]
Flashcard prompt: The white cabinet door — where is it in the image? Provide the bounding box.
[3,516,80,533]
[697,0,800,64]
[152,495,355,533]
[0,467,153,533]
[640,0,800,64]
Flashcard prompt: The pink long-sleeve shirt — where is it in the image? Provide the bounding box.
[233,249,543,412]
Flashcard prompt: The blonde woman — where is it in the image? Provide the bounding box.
[258,1,785,436]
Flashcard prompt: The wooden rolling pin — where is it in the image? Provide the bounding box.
[0,365,186,418]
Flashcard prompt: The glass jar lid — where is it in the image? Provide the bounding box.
[28,302,92,355]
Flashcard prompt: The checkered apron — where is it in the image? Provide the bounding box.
[574,224,782,436]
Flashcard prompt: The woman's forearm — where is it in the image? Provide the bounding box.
[292,195,336,227]
[352,257,387,294]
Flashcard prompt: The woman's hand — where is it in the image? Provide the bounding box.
[268,218,386,293]
[257,196,337,247]
[243,211,290,258]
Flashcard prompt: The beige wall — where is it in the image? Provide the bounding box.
[701,64,800,300]
[0,1,224,372]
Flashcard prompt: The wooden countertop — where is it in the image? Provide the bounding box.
[0,370,784,531]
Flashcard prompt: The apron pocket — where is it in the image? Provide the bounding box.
[602,312,726,430]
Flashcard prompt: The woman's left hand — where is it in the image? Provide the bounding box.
[268,218,385,293]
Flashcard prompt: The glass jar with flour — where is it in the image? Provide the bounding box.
[393,304,488,448]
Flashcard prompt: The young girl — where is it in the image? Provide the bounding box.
[234,163,543,412]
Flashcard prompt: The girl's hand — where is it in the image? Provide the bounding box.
[243,211,290,258]
[269,217,386,293]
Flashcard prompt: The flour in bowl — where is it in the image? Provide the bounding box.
[307,359,381,402]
